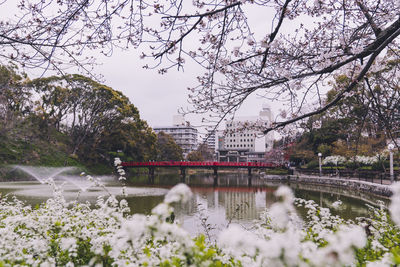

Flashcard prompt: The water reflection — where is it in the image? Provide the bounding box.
[0,170,390,237]
[126,171,389,236]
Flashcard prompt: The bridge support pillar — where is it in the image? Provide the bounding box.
[148,167,155,184]
[248,168,252,187]
[180,167,186,182]
[213,167,218,187]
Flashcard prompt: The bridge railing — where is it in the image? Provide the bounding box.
[121,161,281,168]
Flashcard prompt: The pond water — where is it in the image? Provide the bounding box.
[0,168,390,238]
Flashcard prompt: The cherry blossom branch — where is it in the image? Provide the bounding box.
[259,0,292,73]
[263,25,400,134]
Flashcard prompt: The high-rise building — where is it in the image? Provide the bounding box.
[203,129,216,151]
[154,115,198,157]
[217,104,274,162]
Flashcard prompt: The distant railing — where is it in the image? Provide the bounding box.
[296,168,399,185]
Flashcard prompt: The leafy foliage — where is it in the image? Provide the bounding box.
[187,144,214,162]
[156,132,183,161]
[0,66,157,170]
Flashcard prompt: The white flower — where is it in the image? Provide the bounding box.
[118,215,148,242]
[390,182,400,226]
[219,225,259,257]
[355,155,379,165]
[323,155,347,165]
[60,237,76,251]
[311,225,366,266]
[366,254,394,267]
[331,200,342,209]
[269,202,291,228]
[164,183,193,204]
[114,158,122,166]
[152,203,173,218]
[275,186,294,204]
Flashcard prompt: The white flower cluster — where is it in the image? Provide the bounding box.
[0,183,220,266]
[355,155,380,165]
[390,183,400,226]
[322,154,386,166]
[1,180,400,266]
[218,187,375,266]
[114,157,127,196]
[114,157,126,180]
[164,183,193,204]
[331,199,343,209]
[323,155,347,165]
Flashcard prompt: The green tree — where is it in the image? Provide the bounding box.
[187,144,214,161]
[28,74,157,166]
[98,121,157,163]
[187,151,203,162]
[292,55,400,163]
[156,132,183,161]
[0,65,31,137]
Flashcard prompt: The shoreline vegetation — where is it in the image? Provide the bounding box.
[0,68,186,176]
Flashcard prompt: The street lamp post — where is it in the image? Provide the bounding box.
[318,153,322,177]
[388,144,394,183]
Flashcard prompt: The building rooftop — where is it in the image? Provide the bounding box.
[154,125,197,130]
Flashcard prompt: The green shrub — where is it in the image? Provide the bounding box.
[306,160,319,169]
[371,160,389,171]
[345,161,359,170]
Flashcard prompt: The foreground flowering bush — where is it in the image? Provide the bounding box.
[1,179,400,266]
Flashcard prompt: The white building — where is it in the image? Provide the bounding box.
[203,129,217,151]
[218,104,275,162]
[224,104,274,152]
[154,115,198,157]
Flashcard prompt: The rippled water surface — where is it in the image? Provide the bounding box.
[0,168,390,237]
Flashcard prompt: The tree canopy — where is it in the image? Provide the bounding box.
[287,62,399,165]
[0,0,399,134]
[155,132,183,161]
[0,66,157,167]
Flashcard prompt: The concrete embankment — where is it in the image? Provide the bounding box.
[261,173,393,198]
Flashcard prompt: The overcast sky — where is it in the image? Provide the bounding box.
[94,48,279,135]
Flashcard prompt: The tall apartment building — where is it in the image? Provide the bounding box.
[217,104,274,162]
[153,115,198,157]
[224,104,274,151]
[203,129,217,151]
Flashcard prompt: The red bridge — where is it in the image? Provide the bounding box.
[121,161,279,168]
[121,161,283,178]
